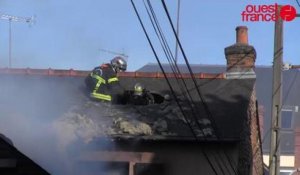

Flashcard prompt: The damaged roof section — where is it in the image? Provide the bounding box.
[0,69,255,145]
[117,74,255,140]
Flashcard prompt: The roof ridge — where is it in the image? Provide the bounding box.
[0,68,225,79]
[144,63,273,68]
[118,72,225,79]
[0,68,90,77]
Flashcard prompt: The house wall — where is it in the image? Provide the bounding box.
[74,141,240,175]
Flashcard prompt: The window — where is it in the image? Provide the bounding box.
[281,110,293,129]
[280,169,294,175]
[281,106,296,130]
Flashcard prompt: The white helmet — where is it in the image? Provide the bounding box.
[134,83,145,96]
[111,56,127,72]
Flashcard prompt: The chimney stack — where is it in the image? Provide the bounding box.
[225,26,256,79]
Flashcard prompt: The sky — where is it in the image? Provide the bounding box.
[0,0,299,71]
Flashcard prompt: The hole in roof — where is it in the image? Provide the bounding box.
[151,92,165,104]
[122,91,165,105]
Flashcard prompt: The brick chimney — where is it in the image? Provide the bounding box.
[225,26,256,79]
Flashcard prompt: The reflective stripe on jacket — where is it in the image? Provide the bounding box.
[86,64,119,102]
[90,73,111,101]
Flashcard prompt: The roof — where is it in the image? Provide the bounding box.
[0,68,254,144]
[138,63,300,153]
[0,67,258,174]
[0,133,49,174]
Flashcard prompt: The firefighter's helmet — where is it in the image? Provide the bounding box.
[111,56,127,72]
[134,83,144,96]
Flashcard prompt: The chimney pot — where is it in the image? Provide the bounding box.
[236,26,248,44]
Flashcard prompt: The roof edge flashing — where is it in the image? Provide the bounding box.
[225,69,256,79]
[118,72,225,79]
[0,68,226,79]
[0,68,89,77]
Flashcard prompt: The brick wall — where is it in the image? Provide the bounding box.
[250,90,264,175]
[237,88,264,175]
[225,47,256,71]
[258,106,264,139]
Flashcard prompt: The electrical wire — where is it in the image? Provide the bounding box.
[254,100,264,175]
[132,1,261,173]
[131,0,299,173]
[296,0,300,8]
[267,69,300,144]
[143,1,235,174]
[142,0,272,171]
[161,0,228,137]
[130,0,219,174]
[142,1,230,174]
[160,0,238,174]
[144,0,245,173]
[253,69,300,165]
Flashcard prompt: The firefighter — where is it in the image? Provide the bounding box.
[85,56,127,103]
[129,83,154,105]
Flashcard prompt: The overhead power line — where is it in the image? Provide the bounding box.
[142,1,232,174]
[255,69,300,157]
[160,0,238,173]
[131,0,240,174]
[130,0,220,174]
[296,0,300,8]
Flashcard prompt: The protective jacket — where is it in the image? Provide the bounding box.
[128,90,154,105]
[85,64,120,102]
